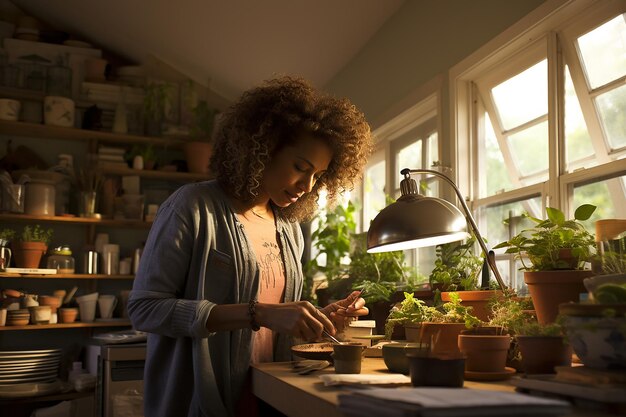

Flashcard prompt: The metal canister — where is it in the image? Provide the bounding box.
[132,247,143,275]
[83,250,99,274]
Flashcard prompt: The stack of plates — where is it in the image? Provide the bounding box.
[0,349,61,385]
[6,309,30,326]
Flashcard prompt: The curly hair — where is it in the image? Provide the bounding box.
[210,76,373,222]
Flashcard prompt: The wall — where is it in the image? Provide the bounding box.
[325,0,546,128]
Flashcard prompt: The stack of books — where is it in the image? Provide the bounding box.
[97,146,128,170]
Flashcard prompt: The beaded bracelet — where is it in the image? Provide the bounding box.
[248,299,260,331]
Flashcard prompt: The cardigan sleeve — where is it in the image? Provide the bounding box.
[128,187,215,339]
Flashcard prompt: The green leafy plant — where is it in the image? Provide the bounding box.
[493,204,597,271]
[19,225,53,245]
[487,295,535,334]
[429,235,484,291]
[191,100,218,140]
[384,291,481,339]
[514,321,563,337]
[385,292,439,339]
[304,201,356,301]
[0,228,16,242]
[143,82,171,121]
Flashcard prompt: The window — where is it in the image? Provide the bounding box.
[453,0,626,289]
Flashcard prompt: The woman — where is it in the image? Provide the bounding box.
[128,76,373,417]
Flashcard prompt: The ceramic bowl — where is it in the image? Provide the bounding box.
[38,295,62,313]
[562,314,626,370]
[291,342,334,361]
[29,305,51,324]
[382,343,425,374]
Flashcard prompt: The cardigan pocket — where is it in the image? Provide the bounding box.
[204,248,235,303]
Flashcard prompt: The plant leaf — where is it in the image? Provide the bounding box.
[574,204,596,221]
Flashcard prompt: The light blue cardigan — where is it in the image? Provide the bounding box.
[128,180,304,417]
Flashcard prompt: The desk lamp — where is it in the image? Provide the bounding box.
[366,168,507,291]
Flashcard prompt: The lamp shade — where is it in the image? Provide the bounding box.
[367,193,469,253]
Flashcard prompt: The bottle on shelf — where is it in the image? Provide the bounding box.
[46,245,75,273]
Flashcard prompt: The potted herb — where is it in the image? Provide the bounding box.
[493,204,597,324]
[11,225,53,269]
[432,235,503,322]
[386,292,481,356]
[513,320,572,375]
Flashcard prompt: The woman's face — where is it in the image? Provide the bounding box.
[261,133,333,207]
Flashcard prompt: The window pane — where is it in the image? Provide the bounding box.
[573,175,626,231]
[577,14,626,89]
[483,112,513,197]
[507,121,549,181]
[396,140,422,185]
[427,132,438,168]
[364,160,386,228]
[565,65,595,170]
[596,84,626,150]
[492,60,547,130]
[477,197,541,288]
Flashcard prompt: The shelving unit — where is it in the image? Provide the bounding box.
[0,273,134,280]
[0,320,132,331]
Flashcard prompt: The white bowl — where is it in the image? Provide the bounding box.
[563,314,626,370]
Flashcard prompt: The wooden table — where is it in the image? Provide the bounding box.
[251,357,619,417]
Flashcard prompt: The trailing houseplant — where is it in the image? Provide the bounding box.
[493,204,597,324]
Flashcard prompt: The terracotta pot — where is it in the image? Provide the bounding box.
[516,335,572,374]
[523,270,594,324]
[58,307,78,323]
[419,322,467,355]
[11,241,47,269]
[183,141,212,174]
[441,290,504,322]
[458,334,511,372]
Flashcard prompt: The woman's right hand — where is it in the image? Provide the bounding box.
[256,301,335,342]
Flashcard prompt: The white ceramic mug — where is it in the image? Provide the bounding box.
[44,96,75,127]
[0,99,20,121]
[98,295,118,319]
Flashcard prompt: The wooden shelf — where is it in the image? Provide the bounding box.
[0,273,134,280]
[0,389,93,404]
[0,119,187,148]
[0,320,131,331]
[0,213,152,228]
[101,165,210,182]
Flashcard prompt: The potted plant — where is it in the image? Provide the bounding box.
[386,291,481,356]
[432,235,503,322]
[348,232,418,334]
[183,100,218,174]
[559,239,626,371]
[127,144,158,170]
[458,325,512,378]
[493,204,597,324]
[304,201,356,306]
[513,320,572,375]
[11,225,53,269]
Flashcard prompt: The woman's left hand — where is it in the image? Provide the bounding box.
[319,291,369,332]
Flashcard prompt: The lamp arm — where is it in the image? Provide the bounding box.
[405,168,507,291]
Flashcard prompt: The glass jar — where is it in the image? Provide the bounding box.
[47,245,75,273]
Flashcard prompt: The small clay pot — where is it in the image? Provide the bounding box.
[59,307,79,323]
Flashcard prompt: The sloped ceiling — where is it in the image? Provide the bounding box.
[9,0,405,104]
